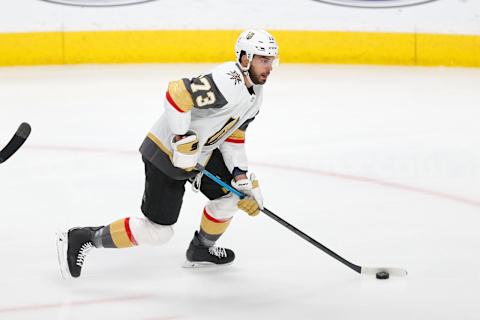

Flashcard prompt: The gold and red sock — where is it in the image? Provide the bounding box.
[93,218,138,248]
[198,207,232,247]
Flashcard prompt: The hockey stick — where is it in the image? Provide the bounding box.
[0,122,31,164]
[196,164,408,277]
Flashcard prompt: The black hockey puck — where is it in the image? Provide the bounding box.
[376,271,389,280]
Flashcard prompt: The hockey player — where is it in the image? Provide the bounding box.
[56,29,279,278]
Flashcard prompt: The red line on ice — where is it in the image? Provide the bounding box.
[24,144,480,208]
[0,294,153,314]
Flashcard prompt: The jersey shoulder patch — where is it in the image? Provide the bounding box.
[167,80,194,112]
[210,62,244,106]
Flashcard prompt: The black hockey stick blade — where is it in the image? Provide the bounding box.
[0,122,31,163]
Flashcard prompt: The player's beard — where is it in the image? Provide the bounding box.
[249,66,268,85]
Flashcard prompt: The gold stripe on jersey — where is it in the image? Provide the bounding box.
[110,219,135,248]
[227,129,245,140]
[167,80,194,112]
[146,132,195,172]
[147,132,173,158]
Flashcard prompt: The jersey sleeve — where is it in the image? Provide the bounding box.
[164,79,194,135]
[218,116,256,175]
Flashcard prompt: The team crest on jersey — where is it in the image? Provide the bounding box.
[227,70,242,85]
[205,117,239,146]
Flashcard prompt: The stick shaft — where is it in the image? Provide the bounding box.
[195,164,362,274]
[260,207,361,273]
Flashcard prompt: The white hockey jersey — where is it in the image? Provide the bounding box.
[139,62,263,180]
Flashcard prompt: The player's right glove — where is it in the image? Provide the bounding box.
[231,173,264,216]
[171,130,199,170]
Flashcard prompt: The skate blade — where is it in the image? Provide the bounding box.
[182,260,233,269]
[55,231,72,280]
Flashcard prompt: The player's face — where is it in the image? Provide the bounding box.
[249,55,275,85]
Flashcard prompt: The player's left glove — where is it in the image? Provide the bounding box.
[231,173,264,216]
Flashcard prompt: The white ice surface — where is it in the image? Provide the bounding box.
[0,63,479,319]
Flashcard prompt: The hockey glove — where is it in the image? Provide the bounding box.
[231,173,264,216]
[171,130,199,170]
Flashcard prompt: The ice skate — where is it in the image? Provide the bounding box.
[56,227,101,279]
[183,231,235,268]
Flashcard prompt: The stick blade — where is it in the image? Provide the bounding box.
[361,267,408,277]
[16,122,32,139]
[0,122,31,163]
